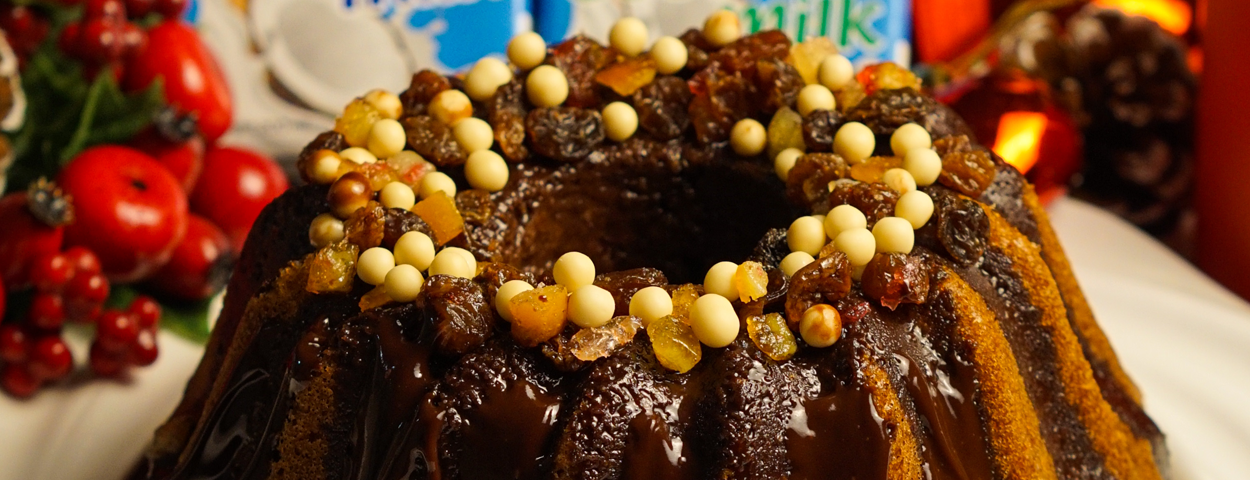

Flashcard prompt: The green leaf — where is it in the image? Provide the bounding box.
[105,285,214,344]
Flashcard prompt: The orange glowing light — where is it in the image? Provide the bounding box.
[993,112,1048,174]
[1095,0,1193,35]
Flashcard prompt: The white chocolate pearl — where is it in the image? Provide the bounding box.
[730,118,766,156]
[609,17,648,57]
[526,65,569,108]
[428,90,473,126]
[774,148,803,181]
[834,228,876,266]
[787,216,826,256]
[800,304,841,348]
[703,261,740,300]
[368,119,407,159]
[896,190,935,229]
[465,150,510,192]
[449,247,478,275]
[872,217,915,254]
[797,84,836,116]
[780,251,815,277]
[569,285,616,328]
[651,36,688,74]
[394,231,435,270]
[690,294,740,348]
[904,148,942,186]
[379,181,416,210]
[429,248,475,278]
[703,10,741,47]
[602,101,639,142]
[495,280,534,322]
[453,117,494,153]
[311,152,342,185]
[882,168,917,194]
[812,213,826,226]
[384,264,425,302]
[464,57,514,101]
[629,286,673,327]
[364,89,403,120]
[824,204,868,240]
[553,251,595,289]
[817,54,854,90]
[834,122,875,164]
[358,247,395,286]
[418,171,457,199]
[309,213,345,247]
[890,123,932,157]
[339,147,377,165]
[508,32,547,71]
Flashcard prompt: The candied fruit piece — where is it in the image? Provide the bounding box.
[570,315,642,361]
[802,109,844,152]
[595,57,657,97]
[829,181,899,226]
[387,152,436,188]
[935,195,989,266]
[755,58,804,112]
[861,253,931,310]
[833,81,866,112]
[785,252,851,328]
[670,284,700,321]
[526,107,605,162]
[547,35,617,108]
[307,242,359,294]
[849,156,902,183]
[359,285,393,311]
[747,313,797,361]
[399,70,451,116]
[649,315,702,373]
[786,153,850,208]
[734,261,769,302]
[939,150,996,197]
[767,107,805,160]
[856,62,922,96]
[344,200,387,249]
[633,76,692,140]
[411,191,464,245]
[335,99,382,147]
[787,37,839,85]
[510,285,569,347]
[403,115,467,166]
[420,275,493,355]
[356,162,401,191]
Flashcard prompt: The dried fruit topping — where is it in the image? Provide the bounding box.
[939,149,996,197]
[755,57,804,112]
[359,284,392,311]
[767,107,805,160]
[689,69,753,143]
[708,30,791,75]
[746,313,797,361]
[855,63,922,96]
[832,81,866,113]
[933,135,974,156]
[403,115,467,167]
[570,315,642,361]
[860,253,931,310]
[786,152,849,208]
[802,109,844,152]
[487,80,531,162]
[344,200,387,249]
[382,209,432,250]
[847,88,939,134]
[595,57,657,96]
[411,191,464,246]
[357,162,401,191]
[419,275,493,355]
[733,261,769,302]
[669,284,700,321]
[678,28,711,71]
[934,196,989,267]
[510,284,570,347]
[849,156,903,183]
[648,314,702,373]
[829,181,899,226]
[399,69,451,116]
[525,107,605,162]
[297,131,349,182]
[785,252,852,327]
[632,76,693,140]
[387,151,436,188]
[787,37,839,85]
[335,99,383,148]
[547,35,617,108]
[307,242,360,294]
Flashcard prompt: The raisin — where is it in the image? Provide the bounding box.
[455,189,495,224]
[786,153,849,208]
[934,196,989,266]
[296,131,348,183]
[596,268,668,314]
[632,76,692,140]
[399,69,450,117]
[748,228,791,270]
[708,30,791,76]
[526,107,605,162]
[833,81,867,113]
[933,135,975,156]
[547,35,617,108]
[493,109,530,162]
[785,252,851,328]
[402,115,467,166]
[861,253,930,310]
[829,181,899,226]
[802,109,844,152]
[678,28,711,71]
[755,57,804,112]
[939,149,997,197]
[344,200,387,249]
[382,208,433,249]
[689,70,753,144]
[847,88,944,137]
[417,275,493,356]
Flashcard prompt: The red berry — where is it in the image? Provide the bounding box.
[29,253,74,292]
[131,329,158,366]
[191,147,288,253]
[146,214,234,300]
[0,280,6,321]
[62,247,103,277]
[124,21,233,142]
[96,310,139,352]
[58,23,82,57]
[152,0,187,18]
[29,293,66,331]
[0,5,50,56]
[125,0,154,17]
[76,18,127,63]
[0,325,29,363]
[89,342,127,377]
[120,22,147,55]
[65,272,110,305]
[29,336,73,381]
[128,296,161,329]
[1,363,41,398]
[84,0,126,20]
[0,186,69,287]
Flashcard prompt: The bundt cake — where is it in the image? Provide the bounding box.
[131,15,1169,480]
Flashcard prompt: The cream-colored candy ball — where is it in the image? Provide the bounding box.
[797,84,836,116]
[800,304,842,348]
[379,181,416,210]
[903,148,942,186]
[384,264,425,302]
[834,228,876,266]
[310,151,342,185]
[780,251,815,277]
[309,213,345,248]
[464,57,514,101]
[357,247,395,285]
[465,150,510,192]
[339,147,377,165]
[453,117,494,153]
[703,261,740,300]
[428,90,472,126]
[553,251,595,289]
[730,118,766,156]
[609,17,648,57]
[703,10,741,47]
[817,54,854,90]
[429,248,476,278]
[393,231,436,270]
[569,285,616,328]
[651,36,688,74]
[872,217,915,254]
[363,89,403,119]
[833,122,875,164]
[418,171,457,199]
[896,190,935,229]
[629,286,673,327]
[890,123,932,157]
[526,65,569,108]
[495,280,534,322]
[690,294,740,348]
[787,216,826,256]
[508,32,547,71]
[774,147,803,181]
[602,101,639,142]
[449,247,478,275]
[882,168,917,194]
[824,204,867,240]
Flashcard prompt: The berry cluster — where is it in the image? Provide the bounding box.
[89,297,160,377]
[0,4,50,64]
[54,0,187,79]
